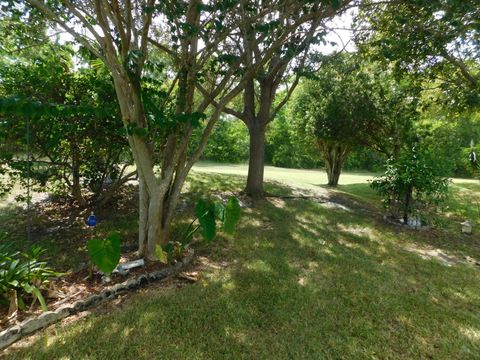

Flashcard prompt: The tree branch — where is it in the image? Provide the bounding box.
[26,0,104,60]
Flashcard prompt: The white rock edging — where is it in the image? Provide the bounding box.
[0,248,194,350]
[383,216,431,231]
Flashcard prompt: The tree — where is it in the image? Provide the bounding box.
[291,53,379,186]
[20,0,340,260]
[356,0,480,111]
[365,66,420,158]
[291,51,422,185]
[216,0,355,198]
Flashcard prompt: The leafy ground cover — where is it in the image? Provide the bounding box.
[2,167,480,359]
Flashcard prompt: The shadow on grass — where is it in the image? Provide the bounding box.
[187,171,294,197]
[6,185,480,359]
[317,181,480,262]
[315,182,380,205]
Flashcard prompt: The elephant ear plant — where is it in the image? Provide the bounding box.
[85,199,241,268]
[156,196,242,264]
[87,233,121,276]
[0,240,59,316]
[188,196,241,242]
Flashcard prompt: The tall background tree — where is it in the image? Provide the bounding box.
[217,0,355,198]
[291,53,421,185]
[356,0,480,180]
[291,54,376,186]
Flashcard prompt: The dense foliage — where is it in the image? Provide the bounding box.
[289,53,421,185]
[198,119,249,164]
[356,0,480,111]
[0,239,58,314]
[0,43,133,206]
[371,140,450,223]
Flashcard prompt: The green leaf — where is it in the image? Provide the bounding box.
[331,0,341,9]
[194,198,207,219]
[214,202,225,221]
[87,233,121,274]
[17,296,25,311]
[164,242,174,254]
[195,199,216,242]
[23,283,47,311]
[155,245,168,264]
[222,197,241,235]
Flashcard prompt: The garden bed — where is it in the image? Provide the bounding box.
[0,248,194,350]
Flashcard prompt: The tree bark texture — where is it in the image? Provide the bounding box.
[320,141,351,187]
[245,123,267,198]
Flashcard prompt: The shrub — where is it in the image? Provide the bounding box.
[0,240,58,314]
[371,142,450,224]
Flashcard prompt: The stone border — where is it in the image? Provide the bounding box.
[383,216,432,231]
[0,248,194,350]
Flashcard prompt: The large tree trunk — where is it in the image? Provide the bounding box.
[111,74,171,261]
[242,76,275,200]
[245,123,266,199]
[138,177,149,256]
[322,142,350,187]
[326,160,342,187]
[106,1,201,261]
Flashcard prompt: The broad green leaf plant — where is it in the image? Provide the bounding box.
[183,196,242,244]
[87,233,121,275]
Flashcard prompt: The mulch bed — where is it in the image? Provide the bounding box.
[0,250,178,331]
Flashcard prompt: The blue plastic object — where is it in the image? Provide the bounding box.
[86,212,97,227]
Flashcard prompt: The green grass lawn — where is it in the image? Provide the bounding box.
[3,169,480,359]
[193,161,377,193]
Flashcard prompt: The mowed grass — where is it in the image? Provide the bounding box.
[193,161,376,191]
[4,171,480,359]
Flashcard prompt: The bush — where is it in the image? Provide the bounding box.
[201,119,249,163]
[0,46,133,207]
[266,113,323,169]
[371,142,450,224]
[0,239,58,313]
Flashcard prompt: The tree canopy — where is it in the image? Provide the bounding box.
[356,0,480,110]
